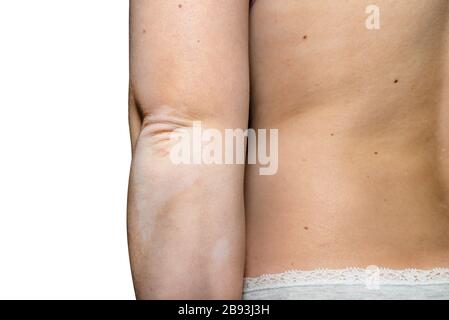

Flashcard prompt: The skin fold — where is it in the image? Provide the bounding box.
[128,0,449,299]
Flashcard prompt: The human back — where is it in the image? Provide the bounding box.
[245,0,449,276]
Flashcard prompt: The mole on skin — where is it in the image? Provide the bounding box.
[304,226,309,230]
[394,79,399,83]
[178,4,182,8]
[303,35,308,40]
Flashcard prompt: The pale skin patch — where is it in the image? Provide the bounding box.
[210,237,233,270]
[130,137,203,243]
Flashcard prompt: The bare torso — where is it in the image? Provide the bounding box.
[245,0,449,276]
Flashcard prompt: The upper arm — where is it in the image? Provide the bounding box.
[129,0,250,137]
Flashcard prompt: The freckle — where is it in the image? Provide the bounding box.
[142,29,146,34]
[330,133,335,136]
[197,40,200,43]
[304,226,309,230]
[178,4,182,8]
[303,35,308,40]
[374,152,379,155]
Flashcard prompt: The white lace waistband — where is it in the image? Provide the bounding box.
[243,268,449,292]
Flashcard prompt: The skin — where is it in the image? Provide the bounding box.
[246,0,449,275]
[128,0,449,298]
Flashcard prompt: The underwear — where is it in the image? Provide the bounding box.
[243,268,449,300]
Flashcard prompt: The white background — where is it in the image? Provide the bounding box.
[0,0,134,299]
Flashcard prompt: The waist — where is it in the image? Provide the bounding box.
[245,129,449,274]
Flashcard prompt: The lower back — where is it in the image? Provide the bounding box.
[245,0,449,276]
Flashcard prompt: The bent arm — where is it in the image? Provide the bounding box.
[128,0,249,299]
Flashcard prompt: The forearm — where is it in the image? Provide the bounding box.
[127,112,246,299]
